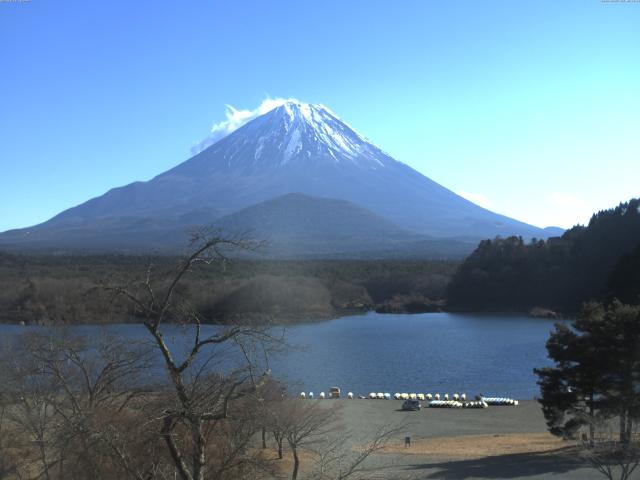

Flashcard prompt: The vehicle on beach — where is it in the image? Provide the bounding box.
[402,399,421,411]
[330,387,341,398]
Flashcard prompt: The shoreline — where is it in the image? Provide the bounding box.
[0,306,570,327]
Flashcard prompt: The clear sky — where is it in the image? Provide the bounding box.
[1,0,639,232]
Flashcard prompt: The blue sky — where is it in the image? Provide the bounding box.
[1,0,638,231]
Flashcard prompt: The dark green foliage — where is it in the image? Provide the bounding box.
[534,306,607,440]
[595,302,640,444]
[608,243,640,305]
[448,198,640,312]
[535,301,640,443]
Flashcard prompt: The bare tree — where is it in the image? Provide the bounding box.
[255,378,287,457]
[580,417,640,480]
[1,231,404,480]
[0,329,165,480]
[307,423,405,480]
[102,231,279,480]
[1,335,62,480]
[277,400,341,480]
[265,396,404,480]
[0,388,24,479]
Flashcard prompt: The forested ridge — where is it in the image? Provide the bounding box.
[0,254,455,325]
[447,198,640,312]
[3,198,640,324]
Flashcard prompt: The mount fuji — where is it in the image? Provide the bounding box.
[0,101,562,256]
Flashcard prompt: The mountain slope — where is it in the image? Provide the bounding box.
[214,192,407,240]
[210,193,476,258]
[0,101,562,253]
[0,193,478,258]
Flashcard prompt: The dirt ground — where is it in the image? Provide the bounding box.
[379,432,565,458]
[303,399,627,479]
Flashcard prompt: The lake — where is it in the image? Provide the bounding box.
[0,312,560,399]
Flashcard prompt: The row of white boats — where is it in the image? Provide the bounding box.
[426,398,519,408]
[298,391,519,408]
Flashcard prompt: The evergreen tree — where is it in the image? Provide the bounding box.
[594,301,640,444]
[608,243,640,305]
[448,198,640,312]
[535,301,640,444]
[535,314,606,442]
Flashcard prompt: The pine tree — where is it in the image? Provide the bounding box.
[535,301,640,444]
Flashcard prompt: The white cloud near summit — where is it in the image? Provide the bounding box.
[191,97,299,155]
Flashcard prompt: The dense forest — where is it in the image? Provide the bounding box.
[447,198,640,312]
[0,253,456,325]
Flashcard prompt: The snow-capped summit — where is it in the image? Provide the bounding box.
[186,101,392,171]
[269,101,375,163]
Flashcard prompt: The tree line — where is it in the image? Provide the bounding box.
[0,253,456,325]
[447,198,640,312]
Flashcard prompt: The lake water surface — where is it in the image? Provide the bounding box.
[0,312,560,399]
